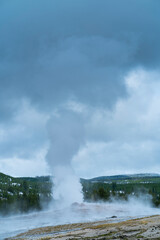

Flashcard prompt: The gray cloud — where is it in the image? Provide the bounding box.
[1,0,160,112]
[0,99,48,159]
[73,69,160,178]
[0,0,160,176]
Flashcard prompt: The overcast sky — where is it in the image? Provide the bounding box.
[0,0,160,178]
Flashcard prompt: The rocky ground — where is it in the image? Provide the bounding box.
[6,215,160,240]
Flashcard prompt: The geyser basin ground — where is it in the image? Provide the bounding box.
[1,201,160,239]
[7,215,160,240]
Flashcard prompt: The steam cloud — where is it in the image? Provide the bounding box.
[46,111,85,206]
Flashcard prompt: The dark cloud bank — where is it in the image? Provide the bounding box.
[0,0,160,177]
[1,0,160,109]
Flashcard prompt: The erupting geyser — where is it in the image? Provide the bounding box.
[46,111,85,206]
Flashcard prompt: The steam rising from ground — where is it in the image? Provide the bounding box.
[1,196,160,239]
[46,111,85,206]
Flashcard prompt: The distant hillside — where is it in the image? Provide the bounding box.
[81,173,160,207]
[0,172,52,215]
[83,173,160,184]
[0,172,51,182]
[1,172,160,215]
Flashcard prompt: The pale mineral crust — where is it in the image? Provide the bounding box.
[6,215,160,240]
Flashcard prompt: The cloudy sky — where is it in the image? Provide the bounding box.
[0,0,160,178]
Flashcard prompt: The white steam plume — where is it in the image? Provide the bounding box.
[46,111,85,206]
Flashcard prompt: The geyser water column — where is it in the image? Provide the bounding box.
[46,111,85,206]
